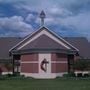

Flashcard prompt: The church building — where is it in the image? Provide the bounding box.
[0,11,90,78]
[9,11,79,78]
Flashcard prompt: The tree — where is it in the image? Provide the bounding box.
[74,59,90,71]
[4,63,13,73]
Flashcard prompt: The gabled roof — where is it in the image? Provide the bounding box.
[9,27,79,52]
[20,34,67,50]
[0,37,89,59]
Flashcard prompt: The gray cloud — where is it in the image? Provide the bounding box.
[25,14,36,22]
[0,16,33,36]
[0,0,90,41]
[61,12,90,41]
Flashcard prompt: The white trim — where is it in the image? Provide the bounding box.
[21,61,38,63]
[21,61,68,64]
[9,27,44,52]
[20,72,67,79]
[74,71,89,77]
[39,53,51,75]
[51,61,68,63]
[17,29,71,50]
[9,26,79,52]
[45,27,79,51]
[2,72,12,75]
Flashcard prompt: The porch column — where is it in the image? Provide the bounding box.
[67,55,70,73]
[12,55,15,74]
[67,54,74,73]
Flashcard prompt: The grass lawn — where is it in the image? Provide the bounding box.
[0,77,90,90]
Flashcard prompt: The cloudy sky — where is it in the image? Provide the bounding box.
[0,0,90,41]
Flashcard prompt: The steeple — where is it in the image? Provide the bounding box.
[39,10,46,26]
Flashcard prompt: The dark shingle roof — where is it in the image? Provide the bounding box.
[0,37,22,59]
[65,37,90,58]
[0,37,89,59]
[20,34,68,50]
[11,27,78,51]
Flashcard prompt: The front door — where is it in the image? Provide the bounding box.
[39,53,51,78]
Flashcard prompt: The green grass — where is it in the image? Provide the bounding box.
[0,78,90,90]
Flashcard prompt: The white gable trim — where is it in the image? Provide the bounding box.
[9,27,41,52]
[45,27,79,51]
[17,29,71,50]
[9,26,79,52]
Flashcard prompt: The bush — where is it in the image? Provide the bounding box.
[63,73,75,77]
[12,72,20,76]
[0,75,8,80]
[83,74,89,77]
[77,73,82,77]
[74,59,90,71]
[7,74,13,77]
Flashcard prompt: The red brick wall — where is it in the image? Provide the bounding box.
[21,54,38,61]
[51,53,56,61]
[21,53,39,73]
[20,53,69,73]
[51,63,68,73]
[51,53,68,73]
[51,53,67,61]
[21,63,38,73]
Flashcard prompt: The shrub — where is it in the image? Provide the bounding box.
[63,73,75,77]
[74,59,90,71]
[83,74,89,77]
[13,72,20,76]
[77,73,82,77]
[4,63,13,72]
